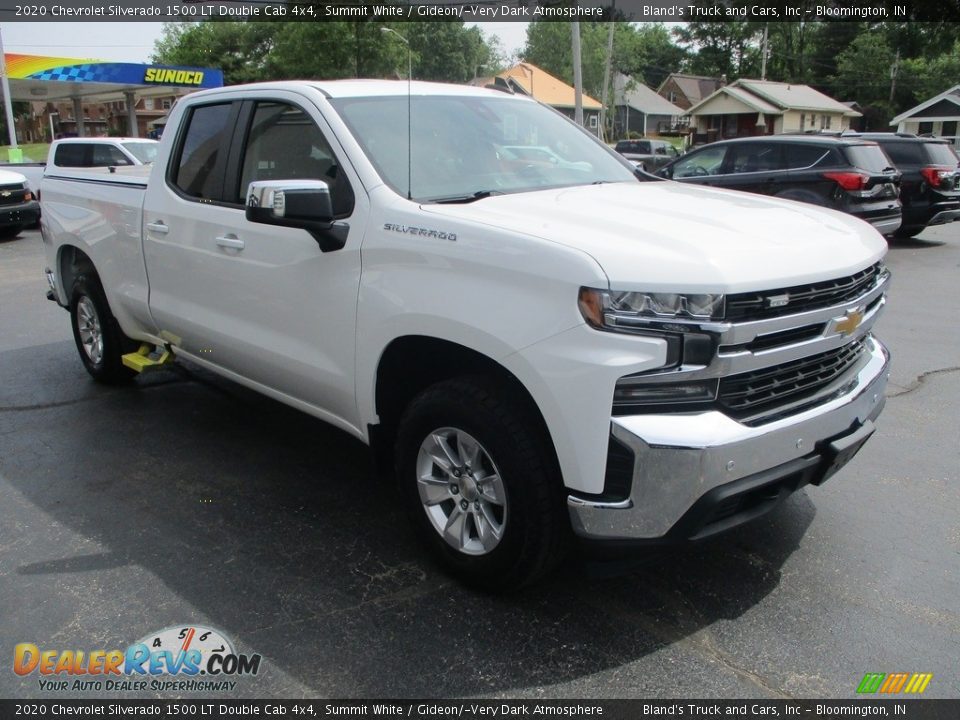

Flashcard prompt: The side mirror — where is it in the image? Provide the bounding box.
[245,179,345,252]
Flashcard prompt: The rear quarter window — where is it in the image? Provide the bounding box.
[923,143,960,166]
[878,141,924,166]
[54,144,88,167]
[783,144,830,169]
[843,144,894,173]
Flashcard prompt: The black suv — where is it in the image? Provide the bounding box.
[656,136,902,236]
[852,133,960,238]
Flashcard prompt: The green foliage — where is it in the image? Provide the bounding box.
[671,18,762,80]
[152,21,275,85]
[152,20,498,85]
[901,42,960,103]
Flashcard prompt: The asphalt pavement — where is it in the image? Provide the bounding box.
[1,225,957,699]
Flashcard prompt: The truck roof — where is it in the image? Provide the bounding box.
[185,79,531,101]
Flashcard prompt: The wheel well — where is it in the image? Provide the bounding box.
[372,336,558,477]
[58,246,96,299]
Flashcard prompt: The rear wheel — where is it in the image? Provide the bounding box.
[0,224,23,240]
[396,377,568,591]
[69,274,137,383]
[893,226,924,239]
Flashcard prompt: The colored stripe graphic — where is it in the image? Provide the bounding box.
[880,672,909,693]
[857,673,885,693]
[857,672,932,694]
[904,673,933,694]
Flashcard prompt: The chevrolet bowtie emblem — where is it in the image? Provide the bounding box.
[0,191,10,197]
[835,308,865,336]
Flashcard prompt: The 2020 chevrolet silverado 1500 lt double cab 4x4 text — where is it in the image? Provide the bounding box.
[40,81,891,590]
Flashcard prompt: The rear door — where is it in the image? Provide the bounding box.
[142,91,368,430]
[713,142,784,196]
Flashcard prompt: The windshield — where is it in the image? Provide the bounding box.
[330,94,635,202]
[121,142,159,164]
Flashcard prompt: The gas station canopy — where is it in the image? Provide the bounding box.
[4,54,223,101]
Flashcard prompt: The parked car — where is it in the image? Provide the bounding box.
[656,135,903,236]
[851,133,960,238]
[40,81,890,590]
[614,138,680,171]
[48,137,159,171]
[0,167,40,239]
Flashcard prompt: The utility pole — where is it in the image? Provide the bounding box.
[889,49,900,104]
[760,24,769,81]
[0,25,19,149]
[571,22,584,127]
[600,20,615,142]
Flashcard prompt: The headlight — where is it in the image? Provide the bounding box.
[579,287,725,330]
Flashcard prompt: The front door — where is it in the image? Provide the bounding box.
[142,92,367,431]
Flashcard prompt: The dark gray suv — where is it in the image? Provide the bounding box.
[853,133,960,238]
[656,135,903,236]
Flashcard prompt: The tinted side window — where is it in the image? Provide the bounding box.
[237,101,354,218]
[880,142,923,166]
[844,144,894,173]
[923,143,960,165]
[172,103,232,200]
[725,143,782,173]
[91,145,132,166]
[783,144,830,169]
[54,144,88,167]
[672,145,727,177]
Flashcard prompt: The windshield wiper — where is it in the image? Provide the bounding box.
[430,190,504,204]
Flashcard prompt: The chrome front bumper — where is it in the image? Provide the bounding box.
[568,335,890,541]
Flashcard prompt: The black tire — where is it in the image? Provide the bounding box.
[893,226,923,239]
[69,273,137,384]
[395,376,569,592]
[0,224,23,240]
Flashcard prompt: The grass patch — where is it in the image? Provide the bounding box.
[0,143,50,163]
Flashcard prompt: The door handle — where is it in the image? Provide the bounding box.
[146,221,169,235]
[215,235,245,250]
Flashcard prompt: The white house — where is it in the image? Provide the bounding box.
[890,85,960,148]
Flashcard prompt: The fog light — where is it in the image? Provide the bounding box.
[614,377,718,407]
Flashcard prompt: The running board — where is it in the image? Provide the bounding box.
[122,343,175,373]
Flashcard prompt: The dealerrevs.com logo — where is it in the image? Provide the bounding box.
[13,625,261,693]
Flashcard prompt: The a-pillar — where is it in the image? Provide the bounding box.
[72,97,84,137]
[124,91,139,137]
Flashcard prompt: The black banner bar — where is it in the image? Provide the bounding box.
[0,0,957,23]
[2,700,960,720]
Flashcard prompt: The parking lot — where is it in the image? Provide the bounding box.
[1,225,958,699]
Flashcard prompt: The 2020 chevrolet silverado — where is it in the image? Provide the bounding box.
[40,81,891,589]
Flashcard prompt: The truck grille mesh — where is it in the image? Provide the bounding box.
[718,340,867,417]
[725,264,881,321]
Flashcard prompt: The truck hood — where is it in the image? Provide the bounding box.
[0,168,27,184]
[422,181,887,292]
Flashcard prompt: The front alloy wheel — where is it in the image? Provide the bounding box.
[417,427,507,556]
[76,295,104,365]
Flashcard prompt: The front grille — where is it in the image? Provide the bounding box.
[718,340,867,418]
[0,183,28,207]
[725,264,881,321]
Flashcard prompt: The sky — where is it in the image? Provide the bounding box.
[0,22,530,65]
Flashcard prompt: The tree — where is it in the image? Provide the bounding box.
[152,21,275,85]
[153,20,499,85]
[671,20,763,80]
[626,24,689,89]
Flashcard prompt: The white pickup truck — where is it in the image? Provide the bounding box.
[40,81,890,589]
